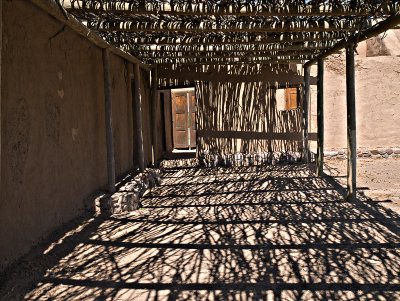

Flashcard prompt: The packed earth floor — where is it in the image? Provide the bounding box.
[0,163,400,301]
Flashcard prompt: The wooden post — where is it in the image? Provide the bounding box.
[0,1,2,189]
[134,63,145,172]
[102,48,116,193]
[317,58,324,176]
[302,65,310,163]
[151,65,158,166]
[346,43,357,201]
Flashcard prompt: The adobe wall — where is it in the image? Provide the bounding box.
[159,64,308,157]
[0,1,149,272]
[309,41,400,156]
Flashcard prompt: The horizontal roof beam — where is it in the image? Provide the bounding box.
[157,60,305,66]
[130,46,329,53]
[305,13,400,66]
[107,32,352,46]
[94,25,360,34]
[135,51,318,59]
[67,4,399,18]
[145,56,312,63]
[128,44,331,52]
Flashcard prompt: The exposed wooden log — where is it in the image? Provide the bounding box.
[317,58,324,176]
[134,63,145,172]
[96,24,359,34]
[151,65,158,167]
[0,0,2,188]
[302,65,310,164]
[133,51,319,59]
[130,45,331,52]
[122,37,341,46]
[346,43,357,201]
[305,13,400,67]
[146,57,312,64]
[66,4,399,18]
[102,49,116,193]
[109,31,352,49]
[30,0,150,71]
[157,60,306,65]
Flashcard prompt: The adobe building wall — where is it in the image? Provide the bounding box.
[309,34,400,157]
[0,1,149,272]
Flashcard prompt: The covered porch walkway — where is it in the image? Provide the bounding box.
[1,165,399,300]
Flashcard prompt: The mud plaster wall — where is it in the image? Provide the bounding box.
[0,1,140,271]
[158,65,306,154]
[309,53,400,152]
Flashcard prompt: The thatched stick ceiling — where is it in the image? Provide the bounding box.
[62,0,400,66]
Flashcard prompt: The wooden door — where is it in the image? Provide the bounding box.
[171,89,196,149]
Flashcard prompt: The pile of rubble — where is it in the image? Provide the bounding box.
[92,169,162,215]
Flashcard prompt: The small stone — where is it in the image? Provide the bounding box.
[370,149,379,155]
[325,151,338,157]
[386,148,393,155]
[384,154,389,159]
[394,149,400,154]
[378,149,386,155]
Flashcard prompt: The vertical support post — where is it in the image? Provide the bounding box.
[134,63,145,172]
[151,65,158,166]
[317,58,324,176]
[102,48,116,193]
[346,43,357,201]
[302,65,310,163]
[0,1,2,190]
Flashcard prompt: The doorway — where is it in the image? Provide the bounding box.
[171,88,197,150]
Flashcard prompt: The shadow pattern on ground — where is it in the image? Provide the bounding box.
[0,165,399,300]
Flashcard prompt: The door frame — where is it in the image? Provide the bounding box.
[170,87,197,150]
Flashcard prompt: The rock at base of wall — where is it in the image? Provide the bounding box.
[89,168,162,215]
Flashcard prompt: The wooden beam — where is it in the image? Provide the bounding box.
[317,58,324,176]
[134,51,318,59]
[157,60,306,66]
[134,63,145,172]
[0,0,2,190]
[96,24,358,34]
[30,0,150,71]
[130,45,331,52]
[122,37,341,46]
[346,43,357,201]
[102,49,116,193]
[302,65,310,164]
[66,5,399,18]
[112,32,350,48]
[305,13,400,67]
[151,65,158,167]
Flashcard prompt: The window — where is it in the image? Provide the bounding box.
[276,87,299,111]
[284,87,298,110]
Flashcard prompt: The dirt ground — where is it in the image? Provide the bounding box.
[324,157,400,214]
[0,161,399,300]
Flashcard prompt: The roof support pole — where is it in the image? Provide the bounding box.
[317,58,324,176]
[151,65,158,167]
[302,65,310,164]
[0,1,2,191]
[346,43,357,201]
[102,49,116,193]
[134,63,145,172]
